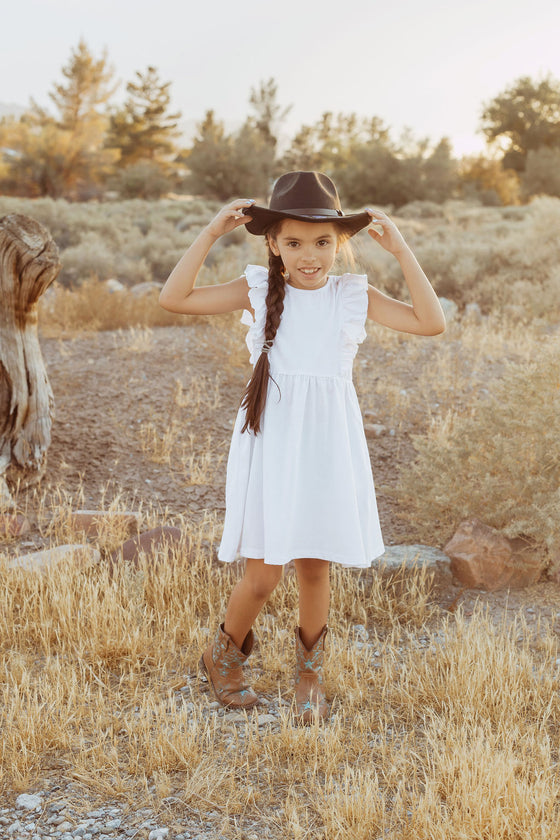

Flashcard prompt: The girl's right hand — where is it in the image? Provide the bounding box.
[205,199,255,239]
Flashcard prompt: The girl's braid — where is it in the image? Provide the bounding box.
[240,247,286,435]
[263,251,286,346]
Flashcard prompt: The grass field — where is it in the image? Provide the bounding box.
[1,195,559,837]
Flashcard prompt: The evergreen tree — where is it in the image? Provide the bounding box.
[422,138,458,202]
[248,78,291,151]
[48,38,117,139]
[1,40,117,198]
[106,66,181,167]
[186,110,234,199]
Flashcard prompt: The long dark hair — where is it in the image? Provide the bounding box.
[240,231,286,435]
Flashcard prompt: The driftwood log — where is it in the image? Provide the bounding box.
[0,214,60,509]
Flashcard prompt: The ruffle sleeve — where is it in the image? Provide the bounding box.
[340,273,369,368]
[240,264,269,366]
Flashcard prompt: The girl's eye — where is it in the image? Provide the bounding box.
[287,241,299,248]
[318,240,329,246]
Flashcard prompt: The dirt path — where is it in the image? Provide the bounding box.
[5,322,560,624]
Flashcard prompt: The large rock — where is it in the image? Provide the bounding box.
[7,544,100,573]
[67,510,140,539]
[107,526,183,570]
[444,519,543,590]
[373,544,453,591]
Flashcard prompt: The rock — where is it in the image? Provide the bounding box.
[438,297,458,322]
[372,544,453,594]
[149,829,169,840]
[464,302,482,323]
[257,714,277,726]
[0,513,31,537]
[225,712,248,723]
[68,510,140,538]
[15,793,43,810]
[104,278,125,293]
[444,519,544,591]
[364,423,387,439]
[130,281,163,298]
[107,526,182,570]
[105,818,122,829]
[7,544,100,573]
[352,624,369,642]
[374,544,451,577]
[7,821,24,836]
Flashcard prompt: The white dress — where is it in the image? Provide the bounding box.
[217,264,385,568]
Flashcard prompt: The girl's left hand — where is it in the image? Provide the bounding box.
[366,209,408,256]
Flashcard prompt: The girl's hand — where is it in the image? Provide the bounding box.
[205,199,255,239]
[366,209,408,256]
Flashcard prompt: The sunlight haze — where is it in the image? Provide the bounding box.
[2,0,560,156]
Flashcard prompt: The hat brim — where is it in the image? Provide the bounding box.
[242,205,371,237]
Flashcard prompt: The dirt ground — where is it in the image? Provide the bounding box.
[7,322,560,627]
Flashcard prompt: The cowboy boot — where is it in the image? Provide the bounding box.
[294,625,329,724]
[200,623,259,709]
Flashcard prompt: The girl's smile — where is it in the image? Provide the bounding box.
[269,219,339,290]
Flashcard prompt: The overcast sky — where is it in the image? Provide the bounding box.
[2,0,560,156]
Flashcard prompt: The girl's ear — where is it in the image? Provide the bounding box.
[267,235,280,257]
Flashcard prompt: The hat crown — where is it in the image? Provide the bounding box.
[269,171,342,213]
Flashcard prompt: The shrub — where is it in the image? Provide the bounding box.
[522,147,560,199]
[113,161,172,199]
[397,343,560,566]
[459,156,520,206]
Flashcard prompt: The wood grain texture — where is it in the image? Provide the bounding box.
[0,214,60,507]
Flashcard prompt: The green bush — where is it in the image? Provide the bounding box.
[523,147,560,199]
[112,161,172,199]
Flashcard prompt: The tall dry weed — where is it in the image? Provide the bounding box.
[1,516,559,837]
[397,342,560,562]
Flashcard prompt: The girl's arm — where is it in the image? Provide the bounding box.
[159,199,255,315]
[365,209,446,336]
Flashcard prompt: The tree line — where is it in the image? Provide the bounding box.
[1,40,560,207]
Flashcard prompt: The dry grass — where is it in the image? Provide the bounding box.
[1,514,560,836]
[396,340,560,561]
[137,373,227,485]
[4,197,560,833]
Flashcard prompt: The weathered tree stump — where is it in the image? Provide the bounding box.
[0,214,60,509]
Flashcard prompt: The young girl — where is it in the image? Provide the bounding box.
[160,171,445,723]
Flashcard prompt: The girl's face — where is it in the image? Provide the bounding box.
[268,219,339,290]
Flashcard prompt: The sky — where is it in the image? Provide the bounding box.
[2,0,560,157]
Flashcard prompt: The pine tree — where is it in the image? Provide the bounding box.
[2,40,117,198]
[106,66,181,167]
[48,38,117,140]
[248,78,291,150]
[186,110,234,199]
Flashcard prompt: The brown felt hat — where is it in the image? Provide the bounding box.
[242,171,371,236]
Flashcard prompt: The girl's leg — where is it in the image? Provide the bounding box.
[224,557,283,649]
[293,557,330,647]
[292,557,330,722]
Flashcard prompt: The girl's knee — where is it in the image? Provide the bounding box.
[295,557,330,585]
[244,559,282,601]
